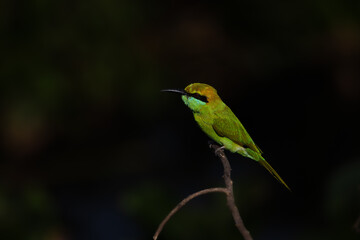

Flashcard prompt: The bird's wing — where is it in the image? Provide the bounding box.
[212,107,262,154]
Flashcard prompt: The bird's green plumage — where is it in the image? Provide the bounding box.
[166,83,290,191]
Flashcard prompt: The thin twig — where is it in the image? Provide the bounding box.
[210,144,253,240]
[153,144,253,240]
[153,188,229,240]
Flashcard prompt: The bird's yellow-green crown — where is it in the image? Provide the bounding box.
[184,83,220,102]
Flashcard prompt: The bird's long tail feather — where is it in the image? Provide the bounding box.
[238,148,291,191]
[258,159,291,191]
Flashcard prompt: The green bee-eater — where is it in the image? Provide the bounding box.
[163,83,290,191]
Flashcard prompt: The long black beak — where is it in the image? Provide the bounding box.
[162,88,208,103]
[161,89,188,95]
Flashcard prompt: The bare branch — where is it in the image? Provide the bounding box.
[153,187,229,240]
[153,143,253,240]
[210,144,253,240]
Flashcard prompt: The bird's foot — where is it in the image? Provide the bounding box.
[208,140,217,148]
[214,146,225,155]
[208,141,225,154]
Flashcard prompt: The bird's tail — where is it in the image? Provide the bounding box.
[258,159,291,191]
[241,148,291,191]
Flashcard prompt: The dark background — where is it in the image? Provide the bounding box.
[1,0,360,239]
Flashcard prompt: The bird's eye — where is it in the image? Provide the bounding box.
[192,93,208,103]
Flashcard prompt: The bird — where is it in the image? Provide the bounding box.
[162,83,290,191]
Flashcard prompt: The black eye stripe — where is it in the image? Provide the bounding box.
[190,93,208,103]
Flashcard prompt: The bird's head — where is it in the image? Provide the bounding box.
[162,83,220,112]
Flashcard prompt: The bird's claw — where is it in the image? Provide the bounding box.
[214,146,225,155]
[208,140,216,148]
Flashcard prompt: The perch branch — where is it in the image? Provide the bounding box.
[153,144,253,240]
[210,144,253,240]
[153,188,228,240]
